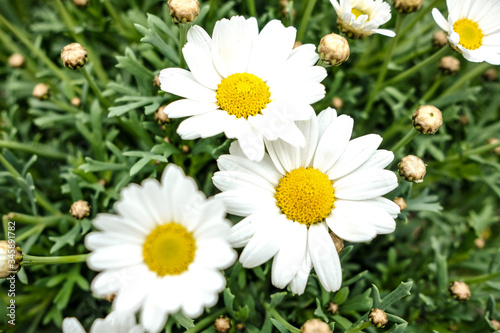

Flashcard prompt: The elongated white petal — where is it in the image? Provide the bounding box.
[334,169,398,200]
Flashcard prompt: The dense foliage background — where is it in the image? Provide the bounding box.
[0,0,499,332]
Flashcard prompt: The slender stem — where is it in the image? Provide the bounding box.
[22,254,89,266]
[266,306,300,333]
[185,308,226,333]
[0,140,67,160]
[440,62,491,98]
[398,0,441,39]
[179,23,189,69]
[246,0,257,17]
[81,66,112,109]
[459,271,500,284]
[390,127,419,152]
[15,225,45,243]
[431,141,500,164]
[296,0,318,42]
[3,212,74,226]
[382,46,449,88]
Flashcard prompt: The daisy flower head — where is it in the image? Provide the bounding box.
[329,0,396,39]
[62,312,144,333]
[159,16,327,162]
[85,164,237,333]
[432,0,500,65]
[213,108,400,295]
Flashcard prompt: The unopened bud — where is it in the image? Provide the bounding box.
[331,97,343,110]
[439,56,460,75]
[393,197,407,212]
[61,43,88,70]
[487,138,500,154]
[8,53,25,68]
[318,33,350,66]
[103,293,116,302]
[214,316,231,333]
[449,281,471,301]
[483,68,498,82]
[369,308,388,328]
[70,200,91,220]
[236,323,245,331]
[398,155,426,183]
[181,144,190,154]
[393,0,423,13]
[155,105,171,124]
[300,319,331,333]
[327,302,339,315]
[459,115,469,125]
[33,83,50,100]
[474,238,485,249]
[432,31,448,48]
[412,105,443,134]
[71,97,81,107]
[168,0,200,23]
[153,75,161,88]
[293,41,303,49]
[329,232,344,254]
[73,0,89,8]
[0,240,23,278]
[490,319,500,330]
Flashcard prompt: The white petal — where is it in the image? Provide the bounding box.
[271,221,307,288]
[194,238,237,270]
[176,110,233,140]
[216,154,281,186]
[334,169,398,200]
[313,115,353,172]
[373,29,396,37]
[183,41,221,90]
[112,268,153,313]
[113,183,158,230]
[308,223,342,292]
[317,107,338,138]
[236,125,266,162]
[228,212,265,248]
[159,68,216,103]
[164,99,218,118]
[87,245,143,271]
[212,170,275,194]
[140,297,168,333]
[85,231,143,251]
[215,188,276,216]
[62,318,86,333]
[289,249,312,295]
[250,108,306,147]
[352,149,394,173]
[364,197,401,218]
[432,8,450,32]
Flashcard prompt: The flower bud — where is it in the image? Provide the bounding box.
[398,155,426,183]
[155,105,171,124]
[331,97,343,110]
[432,31,448,48]
[369,308,388,328]
[474,238,485,249]
[214,316,231,333]
[0,240,23,279]
[329,232,344,254]
[181,144,190,154]
[490,319,500,330]
[487,138,500,154]
[33,83,50,100]
[236,323,245,331]
[439,56,460,75]
[483,68,498,82]
[300,319,331,333]
[61,43,88,70]
[327,302,339,315]
[412,105,443,135]
[70,200,91,220]
[168,0,200,24]
[393,0,423,13]
[73,0,89,8]
[293,41,303,49]
[153,75,161,88]
[8,53,25,68]
[71,97,82,107]
[393,197,407,212]
[318,33,350,66]
[449,281,471,301]
[103,293,116,302]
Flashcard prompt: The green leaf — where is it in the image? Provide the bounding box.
[79,157,129,173]
[48,223,80,253]
[223,288,236,317]
[116,47,154,82]
[270,292,287,308]
[314,298,329,323]
[270,318,290,333]
[378,281,413,311]
[333,287,350,305]
[172,312,195,329]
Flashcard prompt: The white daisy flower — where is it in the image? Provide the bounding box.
[432,0,500,65]
[212,108,400,295]
[62,312,144,333]
[329,0,396,39]
[159,16,327,162]
[85,164,237,333]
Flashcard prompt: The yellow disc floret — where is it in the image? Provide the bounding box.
[143,223,196,276]
[351,8,370,21]
[216,73,271,119]
[453,18,483,50]
[275,167,335,226]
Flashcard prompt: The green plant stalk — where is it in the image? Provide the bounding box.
[81,66,112,109]
[0,12,75,88]
[184,308,226,333]
[0,140,67,160]
[382,46,449,88]
[54,0,109,84]
[440,62,491,98]
[362,13,405,118]
[14,225,45,243]
[460,271,500,284]
[345,322,372,333]
[179,23,189,69]
[247,0,257,17]
[3,212,74,226]
[390,127,419,152]
[22,254,89,266]
[296,0,318,42]
[266,306,300,333]
[432,141,500,164]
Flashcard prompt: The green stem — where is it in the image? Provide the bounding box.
[440,62,491,98]
[102,0,131,38]
[81,66,112,109]
[296,0,317,42]
[22,254,88,266]
[362,13,405,118]
[390,127,419,152]
[431,141,500,164]
[398,0,441,39]
[246,0,257,17]
[15,225,45,243]
[179,23,189,69]
[185,308,226,333]
[345,322,372,333]
[382,46,449,88]
[0,140,67,160]
[3,212,74,226]
[266,306,300,333]
[459,271,500,284]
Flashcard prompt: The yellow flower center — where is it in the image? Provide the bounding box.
[142,223,196,276]
[274,167,335,226]
[351,7,369,21]
[216,73,271,119]
[453,18,483,50]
